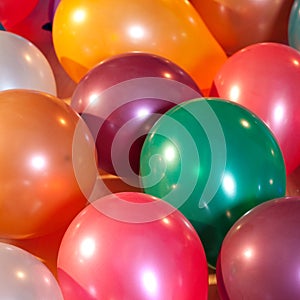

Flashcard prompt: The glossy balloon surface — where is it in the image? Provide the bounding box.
[57,192,208,300]
[140,98,286,267]
[71,52,202,178]
[52,0,227,92]
[0,90,98,239]
[0,31,57,95]
[191,0,293,55]
[0,242,63,299]
[211,42,300,175]
[217,197,300,300]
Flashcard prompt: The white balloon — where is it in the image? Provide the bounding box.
[0,242,63,299]
[0,31,57,95]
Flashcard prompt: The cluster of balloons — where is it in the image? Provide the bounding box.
[1,0,300,299]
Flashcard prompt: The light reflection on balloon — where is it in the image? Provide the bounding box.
[217,197,300,300]
[211,42,300,175]
[52,0,227,91]
[57,192,208,300]
[0,242,63,299]
[140,98,286,267]
[0,89,97,239]
[71,52,201,181]
[0,31,57,95]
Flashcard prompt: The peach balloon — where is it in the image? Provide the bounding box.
[0,90,98,239]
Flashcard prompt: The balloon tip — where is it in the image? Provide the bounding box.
[42,22,52,32]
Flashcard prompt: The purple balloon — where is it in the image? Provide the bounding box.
[217,196,300,300]
[71,52,202,181]
[48,0,61,22]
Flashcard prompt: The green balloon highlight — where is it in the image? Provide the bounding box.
[140,98,286,268]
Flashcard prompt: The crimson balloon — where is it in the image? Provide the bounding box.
[57,192,208,300]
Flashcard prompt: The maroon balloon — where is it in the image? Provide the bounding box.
[217,196,300,300]
[71,52,202,182]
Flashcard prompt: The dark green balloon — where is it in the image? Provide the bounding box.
[140,98,286,268]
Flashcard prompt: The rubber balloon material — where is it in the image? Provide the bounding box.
[52,0,227,92]
[211,42,300,175]
[71,52,202,180]
[217,197,300,299]
[140,98,286,267]
[57,192,208,300]
[0,90,98,239]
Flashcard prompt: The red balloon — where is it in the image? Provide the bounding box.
[57,192,208,300]
[210,42,300,174]
[216,196,300,299]
[0,0,39,28]
[71,52,201,180]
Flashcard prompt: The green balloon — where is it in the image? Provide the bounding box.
[140,98,286,268]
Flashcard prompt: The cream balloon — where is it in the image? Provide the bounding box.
[0,242,63,299]
[0,31,57,95]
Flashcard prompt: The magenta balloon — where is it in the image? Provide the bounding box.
[217,196,300,300]
[71,52,202,179]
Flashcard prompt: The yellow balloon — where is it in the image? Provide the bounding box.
[52,0,227,93]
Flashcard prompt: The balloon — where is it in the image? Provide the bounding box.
[0,30,57,95]
[140,98,286,268]
[191,0,294,55]
[0,242,63,299]
[217,196,300,299]
[71,52,202,180]
[286,164,300,196]
[0,0,39,29]
[210,42,300,175]
[49,0,61,23]
[288,0,300,50]
[0,224,69,277]
[0,89,98,239]
[57,192,208,300]
[52,0,227,92]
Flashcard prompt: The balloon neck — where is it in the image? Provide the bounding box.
[42,22,52,32]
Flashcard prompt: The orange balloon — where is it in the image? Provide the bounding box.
[191,0,294,55]
[52,0,227,93]
[0,90,98,239]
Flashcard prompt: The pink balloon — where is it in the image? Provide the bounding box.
[211,42,300,174]
[217,196,300,299]
[57,192,208,300]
